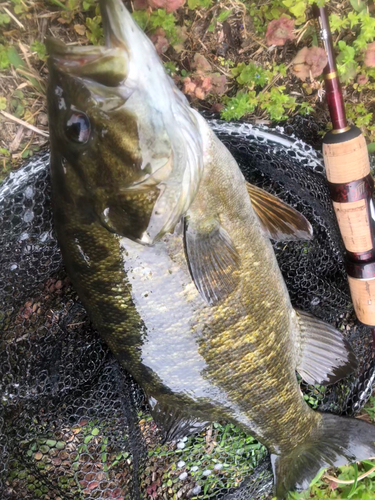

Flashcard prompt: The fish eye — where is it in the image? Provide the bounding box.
[65,111,91,144]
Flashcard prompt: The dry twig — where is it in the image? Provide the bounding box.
[2,6,25,30]
[0,110,49,138]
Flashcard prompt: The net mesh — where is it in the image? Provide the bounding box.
[1,117,375,500]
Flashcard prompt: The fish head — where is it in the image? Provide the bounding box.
[47,0,204,244]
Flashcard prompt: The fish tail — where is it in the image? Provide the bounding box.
[272,413,375,499]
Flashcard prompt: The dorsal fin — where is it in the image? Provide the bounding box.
[246,183,313,241]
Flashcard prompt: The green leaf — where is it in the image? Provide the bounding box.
[13,90,24,99]
[6,46,44,92]
[188,0,212,8]
[347,462,358,497]
[67,0,80,10]
[347,11,360,29]
[337,40,356,64]
[217,9,232,23]
[271,7,282,19]
[0,148,10,157]
[82,0,96,10]
[259,86,296,121]
[0,97,6,110]
[11,99,24,118]
[14,5,25,15]
[350,0,367,13]
[149,9,179,44]
[221,91,257,121]
[48,0,69,9]
[330,14,343,33]
[368,143,375,154]
[283,0,306,22]
[77,444,87,454]
[84,435,92,444]
[91,428,99,436]
[0,45,10,70]
[164,61,177,75]
[21,149,31,159]
[5,46,23,68]
[0,13,10,26]
[360,13,375,44]
[233,62,269,88]
[353,36,368,52]
[31,41,47,61]
[86,16,104,45]
[132,10,149,31]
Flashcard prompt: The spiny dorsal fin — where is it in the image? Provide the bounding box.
[246,182,313,241]
[184,217,240,306]
[295,309,358,386]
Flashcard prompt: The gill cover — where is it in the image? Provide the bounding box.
[98,0,204,242]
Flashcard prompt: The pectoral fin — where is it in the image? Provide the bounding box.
[295,309,358,386]
[246,183,313,241]
[184,217,240,306]
[148,397,207,443]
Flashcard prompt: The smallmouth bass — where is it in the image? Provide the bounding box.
[46,1,375,497]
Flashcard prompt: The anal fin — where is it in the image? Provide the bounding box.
[148,397,207,443]
[246,182,313,241]
[295,309,358,386]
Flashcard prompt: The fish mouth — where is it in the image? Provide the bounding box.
[99,0,132,50]
[46,0,131,87]
[119,158,173,192]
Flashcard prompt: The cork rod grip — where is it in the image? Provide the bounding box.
[323,133,370,184]
[348,276,375,325]
[323,127,375,325]
[323,132,372,254]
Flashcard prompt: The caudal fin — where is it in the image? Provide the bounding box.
[272,413,375,499]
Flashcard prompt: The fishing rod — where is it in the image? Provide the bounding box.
[312,5,375,333]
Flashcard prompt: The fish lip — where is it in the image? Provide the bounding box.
[46,37,128,87]
[47,0,132,56]
[46,0,131,83]
[46,38,113,67]
[99,0,130,50]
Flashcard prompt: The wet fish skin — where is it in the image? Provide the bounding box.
[46,1,375,497]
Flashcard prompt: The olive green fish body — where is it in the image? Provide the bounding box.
[51,117,318,456]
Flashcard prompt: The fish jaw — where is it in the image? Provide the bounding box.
[99,0,166,97]
[46,38,128,88]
